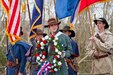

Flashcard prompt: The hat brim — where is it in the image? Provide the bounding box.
[36,33,47,36]
[94,19,109,29]
[44,21,61,28]
[43,33,47,37]
[70,30,75,37]
[60,29,75,37]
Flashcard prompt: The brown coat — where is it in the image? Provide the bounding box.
[86,30,113,74]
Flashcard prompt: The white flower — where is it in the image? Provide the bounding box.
[51,66,54,68]
[55,48,58,53]
[42,55,45,59]
[54,68,58,72]
[45,36,49,40]
[48,66,51,69]
[55,37,58,40]
[53,59,56,63]
[58,51,62,55]
[41,46,44,49]
[58,61,62,66]
[40,59,43,62]
[37,41,40,43]
[49,38,51,40]
[42,38,45,41]
[56,55,60,58]
[54,64,57,67]
[40,42,44,46]
[37,56,40,60]
[40,54,42,57]
[54,42,57,46]
[53,40,56,42]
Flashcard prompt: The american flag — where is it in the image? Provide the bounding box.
[1,0,21,44]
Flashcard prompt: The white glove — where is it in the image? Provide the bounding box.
[61,51,65,58]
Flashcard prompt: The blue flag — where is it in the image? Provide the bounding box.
[30,0,43,39]
[55,0,76,19]
[70,0,80,28]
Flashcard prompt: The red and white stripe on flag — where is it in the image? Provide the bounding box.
[1,0,21,44]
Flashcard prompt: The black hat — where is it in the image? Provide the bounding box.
[44,18,61,28]
[36,29,47,37]
[94,18,109,29]
[60,26,75,37]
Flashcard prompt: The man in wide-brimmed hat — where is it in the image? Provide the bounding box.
[86,17,113,75]
[29,29,47,75]
[60,26,79,75]
[60,26,75,37]
[35,29,47,41]
[44,18,61,28]
[30,29,47,49]
[44,18,72,75]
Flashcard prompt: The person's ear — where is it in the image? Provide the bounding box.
[69,32,71,35]
[103,23,105,28]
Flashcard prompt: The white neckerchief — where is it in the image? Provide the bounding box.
[55,31,63,37]
[98,31,105,36]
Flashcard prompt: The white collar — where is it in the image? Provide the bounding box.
[55,31,63,37]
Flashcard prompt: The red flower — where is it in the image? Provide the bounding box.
[37,44,41,48]
[39,38,43,42]
[60,66,62,68]
[54,55,58,59]
[42,51,47,55]
[43,40,47,44]
[42,58,46,62]
[51,34,54,38]
[35,53,39,57]
[48,63,52,66]
[52,46,55,50]
[50,70,54,73]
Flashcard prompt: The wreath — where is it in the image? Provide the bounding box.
[35,34,64,73]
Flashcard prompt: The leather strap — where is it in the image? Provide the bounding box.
[94,54,108,59]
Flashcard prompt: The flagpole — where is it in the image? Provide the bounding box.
[94,14,96,28]
[26,0,31,22]
[78,7,95,64]
[87,7,94,35]
[4,17,8,52]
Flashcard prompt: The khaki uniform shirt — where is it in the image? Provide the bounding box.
[86,30,113,74]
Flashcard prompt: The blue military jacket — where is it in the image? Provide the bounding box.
[70,38,79,58]
[6,41,31,73]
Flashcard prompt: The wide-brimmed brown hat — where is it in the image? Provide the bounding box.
[36,29,47,36]
[94,18,109,29]
[60,26,75,37]
[44,18,61,28]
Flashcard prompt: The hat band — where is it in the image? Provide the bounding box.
[48,20,58,25]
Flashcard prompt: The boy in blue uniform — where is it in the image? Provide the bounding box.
[60,26,79,75]
[6,27,32,75]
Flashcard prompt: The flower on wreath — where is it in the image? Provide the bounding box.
[35,34,65,73]
[35,38,48,65]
